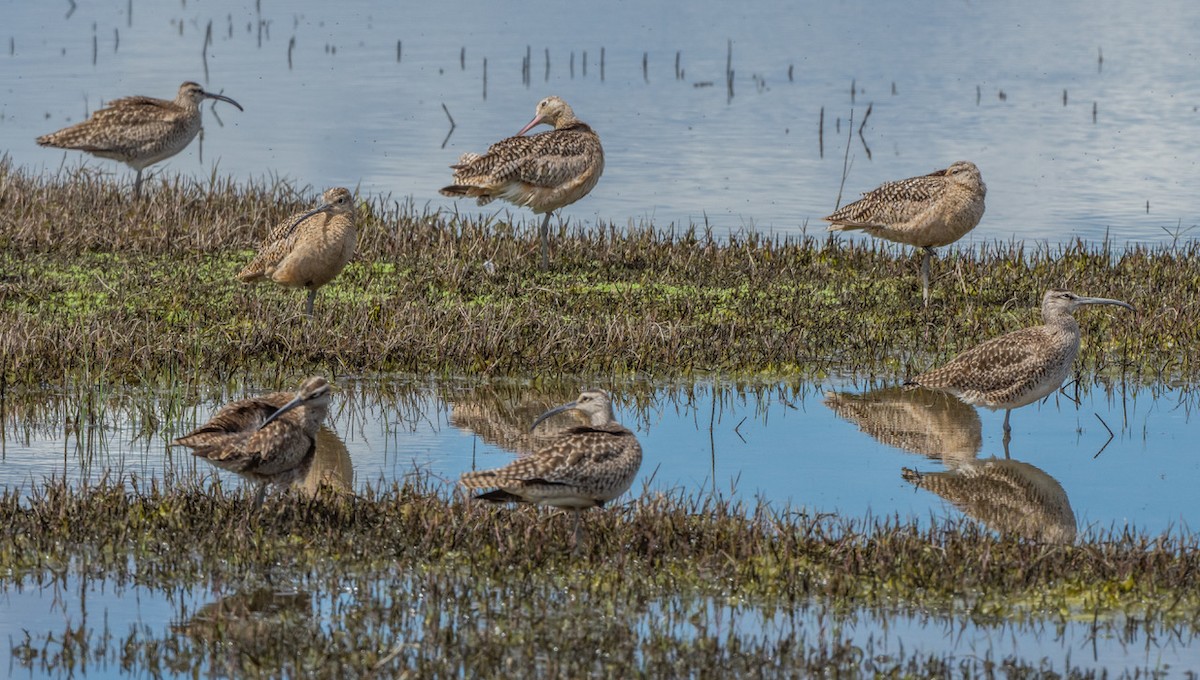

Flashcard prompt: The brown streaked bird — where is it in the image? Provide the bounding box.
[824,160,986,305]
[902,458,1076,544]
[36,81,243,199]
[237,187,357,316]
[173,376,334,509]
[907,289,1134,441]
[440,96,604,270]
[459,389,642,546]
[823,385,982,464]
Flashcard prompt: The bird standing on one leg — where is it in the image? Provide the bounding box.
[824,161,986,306]
[237,187,357,316]
[459,389,642,548]
[36,81,243,199]
[440,96,604,270]
[173,377,335,509]
[906,289,1134,447]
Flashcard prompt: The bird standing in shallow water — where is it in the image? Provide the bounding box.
[907,289,1134,444]
[237,187,357,316]
[459,389,642,547]
[440,96,604,270]
[36,81,243,199]
[173,377,334,509]
[824,161,986,306]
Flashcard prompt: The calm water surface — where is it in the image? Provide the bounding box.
[1,376,1198,675]
[2,0,1199,243]
[1,376,1194,535]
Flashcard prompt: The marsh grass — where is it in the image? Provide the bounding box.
[3,476,1197,677]
[1,159,1192,388]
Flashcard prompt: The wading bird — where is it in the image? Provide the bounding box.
[237,187,357,316]
[440,96,604,270]
[459,389,641,547]
[36,81,243,199]
[824,161,986,305]
[907,289,1134,441]
[173,376,334,509]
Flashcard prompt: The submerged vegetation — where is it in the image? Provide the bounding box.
[0,159,1194,389]
[4,477,1199,677]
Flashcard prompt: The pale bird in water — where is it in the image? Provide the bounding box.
[36,81,243,199]
[237,187,357,316]
[459,389,642,546]
[173,377,334,509]
[824,161,986,305]
[907,289,1134,441]
[440,96,604,270]
[902,458,1076,544]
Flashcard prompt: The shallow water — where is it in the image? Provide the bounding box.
[1,545,1195,676]
[2,376,1197,674]
[3,0,1199,243]
[2,376,1194,538]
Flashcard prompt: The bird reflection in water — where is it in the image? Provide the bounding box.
[825,384,1076,543]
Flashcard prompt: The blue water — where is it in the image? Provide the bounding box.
[1,0,1199,243]
[2,377,1194,538]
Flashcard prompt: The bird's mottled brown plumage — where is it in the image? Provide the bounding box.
[902,458,1076,543]
[908,289,1134,436]
[459,389,641,512]
[440,96,603,269]
[824,385,981,462]
[825,160,986,304]
[237,187,356,316]
[36,81,243,199]
[173,376,334,508]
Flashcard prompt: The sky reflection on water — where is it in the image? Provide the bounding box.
[1,377,1194,538]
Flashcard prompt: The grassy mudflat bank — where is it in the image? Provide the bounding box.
[0,159,1191,388]
[4,478,1198,677]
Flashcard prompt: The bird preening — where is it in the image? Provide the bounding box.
[440,96,604,270]
[173,376,334,510]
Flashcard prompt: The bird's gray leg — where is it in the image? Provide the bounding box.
[253,483,268,511]
[305,289,316,317]
[134,168,143,201]
[539,212,553,270]
[1002,409,1013,459]
[921,247,935,307]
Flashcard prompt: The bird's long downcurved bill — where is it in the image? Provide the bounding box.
[203,91,244,112]
[1078,296,1136,313]
[531,401,577,432]
[260,395,305,429]
[516,114,547,136]
[277,202,334,242]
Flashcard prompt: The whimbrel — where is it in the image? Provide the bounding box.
[902,458,1076,543]
[237,187,356,316]
[459,389,642,546]
[440,96,604,270]
[173,376,334,509]
[36,81,243,199]
[907,289,1134,441]
[824,161,986,305]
